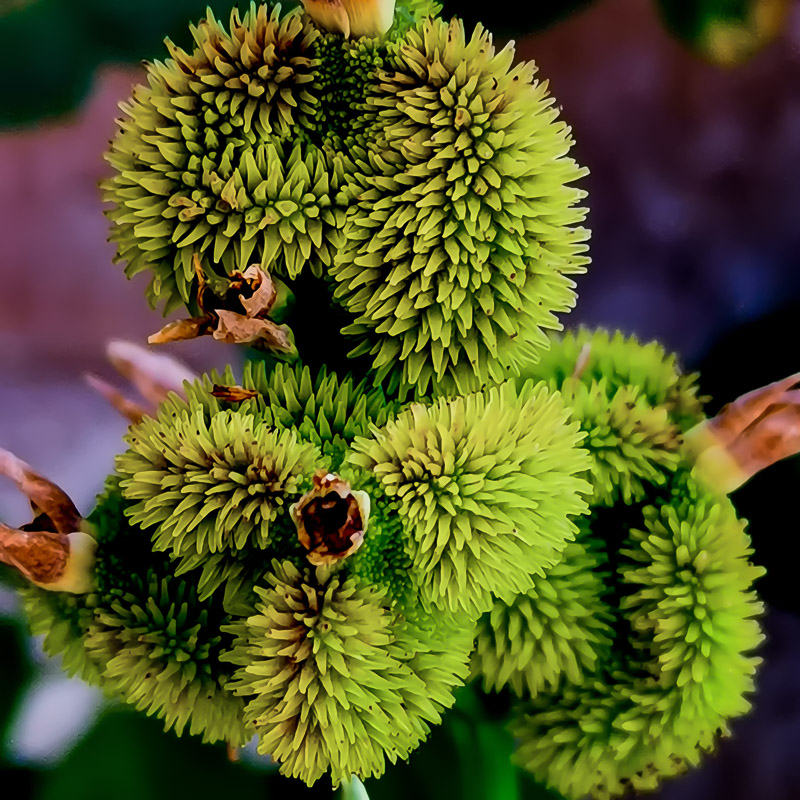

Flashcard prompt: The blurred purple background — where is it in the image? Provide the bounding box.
[2,0,800,796]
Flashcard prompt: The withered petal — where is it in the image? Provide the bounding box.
[106,340,197,406]
[0,524,95,593]
[292,471,369,565]
[0,523,69,584]
[213,309,294,352]
[210,384,260,402]
[85,373,149,424]
[0,448,81,534]
[239,264,277,318]
[148,317,212,345]
[709,371,800,446]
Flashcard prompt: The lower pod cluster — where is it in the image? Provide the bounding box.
[16,332,766,795]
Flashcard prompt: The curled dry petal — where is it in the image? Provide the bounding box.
[148,262,294,353]
[213,310,295,352]
[0,448,96,593]
[291,470,370,565]
[0,525,96,594]
[107,340,197,405]
[148,318,212,345]
[84,374,150,425]
[86,340,197,422]
[684,371,800,493]
[238,264,276,318]
[0,447,81,533]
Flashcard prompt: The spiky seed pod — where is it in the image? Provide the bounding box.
[20,482,249,745]
[19,586,100,684]
[392,610,475,711]
[224,560,469,785]
[472,527,613,697]
[103,4,356,311]
[117,405,321,598]
[558,378,685,506]
[86,486,248,745]
[331,16,589,396]
[510,479,764,800]
[243,361,399,462]
[520,329,705,506]
[525,328,705,431]
[85,569,250,746]
[349,381,591,617]
[177,360,397,467]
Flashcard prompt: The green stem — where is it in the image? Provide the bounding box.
[340,777,370,800]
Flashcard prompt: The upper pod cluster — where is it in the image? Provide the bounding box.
[103,1,589,396]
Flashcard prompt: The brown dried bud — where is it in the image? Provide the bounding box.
[291,470,370,566]
[0,448,95,593]
[148,317,212,345]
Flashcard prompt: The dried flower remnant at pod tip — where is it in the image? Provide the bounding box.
[684,371,800,494]
[291,470,370,565]
[209,384,261,402]
[299,0,396,37]
[85,339,198,423]
[149,258,295,354]
[0,448,95,593]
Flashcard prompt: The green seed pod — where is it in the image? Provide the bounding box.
[19,585,100,684]
[103,3,349,312]
[223,559,473,785]
[117,406,321,601]
[104,4,587,396]
[511,480,764,800]
[471,523,613,697]
[332,16,589,395]
[474,330,763,799]
[349,380,591,616]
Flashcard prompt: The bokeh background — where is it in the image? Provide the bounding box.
[2,0,800,797]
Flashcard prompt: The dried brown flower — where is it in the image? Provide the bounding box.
[149,258,295,354]
[291,470,370,565]
[210,385,261,403]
